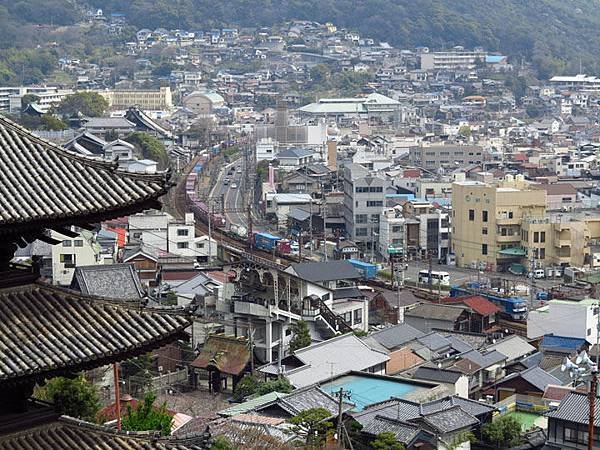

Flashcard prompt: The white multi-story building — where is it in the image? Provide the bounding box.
[255,137,278,161]
[167,213,196,257]
[51,228,104,286]
[1,86,74,112]
[420,50,487,71]
[379,207,406,258]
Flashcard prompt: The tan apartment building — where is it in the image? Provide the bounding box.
[451,175,546,271]
[521,215,600,269]
[97,86,173,111]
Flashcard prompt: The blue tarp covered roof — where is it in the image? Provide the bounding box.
[540,335,587,352]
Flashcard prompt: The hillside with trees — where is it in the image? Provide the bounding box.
[93,0,600,77]
[3,0,600,78]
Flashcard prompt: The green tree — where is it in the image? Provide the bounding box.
[210,436,235,450]
[505,76,528,106]
[255,377,293,396]
[122,392,172,436]
[288,407,332,445]
[36,375,100,421]
[289,320,312,353]
[371,431,406,450]
[125,131,170,169]
[21,94,40,111]
[232,374,260,401]
[448,431,476,450]
[482,415,522,449]
[458,125,472,138]
[232,375,293,401]
[57,92,109,117]
[310,64,331,84]
[41,115,67,131]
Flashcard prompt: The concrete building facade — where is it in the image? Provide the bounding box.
[343,163,387,253]
[451,175,546,271]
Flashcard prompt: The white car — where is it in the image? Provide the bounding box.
[230,182,238,189]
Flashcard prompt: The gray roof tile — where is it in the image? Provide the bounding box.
[0,117,169,235]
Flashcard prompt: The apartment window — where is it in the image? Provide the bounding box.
[74,240,83,247]
[177,242,189,249]
[366,201,383,207]
[482,244,488,255]
[468,209,475,221]
[343,312,352,323]
[356,214,368,224]
[482,227,488,235]
[62,240,72,247]
[482,210,488,222]
[588,328,592,336]
[177,229,189,236]
[392,226,403,233]
[370,214,380,223]
[369,186,383,193]
[355,228,368,236]
[354,309,363,324]
[356,186,368,193]
[196,243,205,249]
[534,232,539,243]
[508,212,514,219]
[60,254,76,268]
[539,248,545,259]
[540,231,546,243]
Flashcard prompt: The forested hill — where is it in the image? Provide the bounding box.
[3,0,600,76]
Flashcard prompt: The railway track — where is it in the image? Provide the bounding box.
[172,156,297,268]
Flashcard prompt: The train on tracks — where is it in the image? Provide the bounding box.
[183,145,294,258]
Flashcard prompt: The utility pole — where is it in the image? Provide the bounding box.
[208,201,212,262]
[277,324,283,376]
[247,203,253,254]
[249,318,254,372]
[589,368,597,450]
[113,362,121,430]
[309,197,313,259]
[529,248,536,310]
[336,387,344,445]
[428,251,433,293]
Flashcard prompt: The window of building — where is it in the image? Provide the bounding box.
[356,228,368,236]
[468,209,475,221]
[533,232,539,243]
[392,226,403,233]
[540,231,546,243]
[482,244,488,255]
[355,186,368,193]
[60,254,76,268]
[370,214,380,223]
[508,211,514,219]
[539,248,545,259]
[177,242,189,249]
[343,312,352,323]
[196,243,205,249]
[369,186,383,193]
[177,229,189,236]
[482,210,488,222]
[62,240,72,247]
[74,240,83,247]
[132,232,142,239]
[356,214,368,224]
[354,309,363,324]
[366,201,383,207]
[482,227,488,235]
